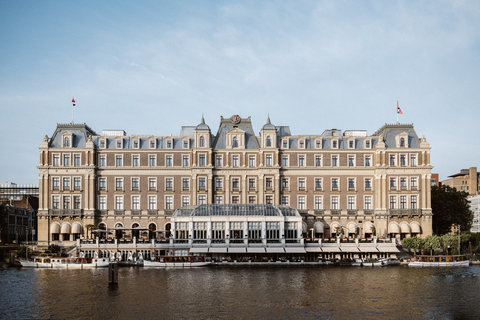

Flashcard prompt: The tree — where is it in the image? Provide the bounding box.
[431,185,473,235]
[402,237,423,254]
[441,234,459,255]
[423,235,441,255]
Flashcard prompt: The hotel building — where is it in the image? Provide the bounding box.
[37,115,433,248]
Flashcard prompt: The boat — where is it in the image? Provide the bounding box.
[19,256,110,268]
[352,258,392,267]
[143,255,211,268]
[408,255,470,267]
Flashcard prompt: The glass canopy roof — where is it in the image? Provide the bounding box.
[173,204,300,217]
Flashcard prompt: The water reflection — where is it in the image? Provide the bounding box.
[1,266,480,319]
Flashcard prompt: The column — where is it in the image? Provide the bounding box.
[274,174,280,206]
[262,221,267,245]
[225,175,230,204]
[241,174,247,204]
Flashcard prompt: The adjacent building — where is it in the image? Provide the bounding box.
[37,115,433,247]
[441,167,480,194]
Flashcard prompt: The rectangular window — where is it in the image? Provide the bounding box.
[298,155,305,167]
[215,155,223,167]
[331,155,338,167]
[150,140,156,148]
[232,155,239,167]
[248,196,256,204]
[281,178,289,191]
[165,196,173,210]
[98,196,107,210]
[390,177,397,189]
[314,196,323,210]
[331,178,339,191]
[400,195,407,209]
[410,154,417,167]
[115,155,123,167]
[63,154,71,166]
[248,178,256,191]
[282,140,288,148]
[231,178,240,191]
[331,196,339,210]
[265,195,273,204]
[212,222,225,241]
[149,155,156,167]
[364,155,371,167]
[315,155,322,167]
[53,154,60,166]
[198,195,207,205]
[149,178,157,191]
[410,177,418,189]
[198,154,206,167]
[265,154,273,167]
[116,140,122,149]
[166,155,173,167]
[132,196,140,210]
[98,177,107,191]
[215,196,223,204]
[182,178,190,191]
[281,155,289,167]
[63,177,71,190]
[400,177,407,189]
[132,155,139,167]
[266,222,280,240]
[166,140,172,148]
[52,196,60,209]
[389,196,397,209]
[364,196,372,210]
[98,155,106,167]
[348,155,355,167]
[183,140,189,149]
[52,177,60,190]
[248,155,256,168]
[165,178,173,191]
[149,196,157,210]
[400,154,406,167]
[364,178,372,190]
[133,140,139,149]
[73,177,81,190]
[347,196,356,210]
[131,177,140,190]
[411,195,417,209]
[281,195,289,206]
[115,196,124,210]
[265,177,273,190]
[63,196,71,209]
[314,178,322,190]
[248,222,262,242]
[231,195,240,204]
[182,196,190,207]
[348,178,355,190]
[215,178,223,190]
[182,155,190,167]
[198,177,206,190]
[99,139,106,148]
[389,154,396,166]
[115,178,123,191]
[298,178,306,191]
[73,154,81,167]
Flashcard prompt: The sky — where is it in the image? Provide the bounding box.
[1,0,479,184]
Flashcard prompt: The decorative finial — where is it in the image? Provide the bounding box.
[201,114,205,124]
[266,114,271,125]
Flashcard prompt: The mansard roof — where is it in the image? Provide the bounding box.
[212,115,260,149]
[49,123,97,148]
[373,123,420,148]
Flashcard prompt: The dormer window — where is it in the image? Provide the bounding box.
[166,140,172,149]
[299,140,305,149]
[149,139,156,149]
[99,139,106,149]
[282,139,288,149]
[199,136,205,147]
[133,140,139,149]
[365,139,371,149]
[183,140,189,149]
[315,140,322,149]
[332,139,338,149]
[400,137,405,147]
[64,136,70,147]
[348,140,355,149]
[233,136,238,148]
[116,139,123,149]
[266,136,271,147]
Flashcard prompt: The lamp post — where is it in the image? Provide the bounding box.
[310,228,314,242]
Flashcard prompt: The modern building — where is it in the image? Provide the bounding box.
[37,115,433,248]
[441,167,480,194]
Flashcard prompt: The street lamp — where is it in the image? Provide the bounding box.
[310,228,314,241]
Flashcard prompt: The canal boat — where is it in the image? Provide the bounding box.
[408,255,470,267]
[352,258,392,267]
[19,256,110,268]
[143,256,210,268]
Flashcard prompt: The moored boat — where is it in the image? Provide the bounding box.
[19,256,110,269]
[352,258,391,267]
[143,256,210,268]
[408,255,470,267]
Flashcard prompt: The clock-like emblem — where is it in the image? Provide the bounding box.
[231,115,241,124]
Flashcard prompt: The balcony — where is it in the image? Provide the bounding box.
[148,210,158,216]
[48,209,83,216]
[331,210,341,215]
[114,210,125,216]
[347,209,358,215]
[363,210,374,215]
[131,210,141,216]
[389,209,422,216]
[314,209,325,215]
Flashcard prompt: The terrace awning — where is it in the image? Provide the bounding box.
[190,247,209,253]
[228,247,247,253]
[209,247,228,253]
[284,247,306,253]
[266,247,285,253]
[247,247,266,253]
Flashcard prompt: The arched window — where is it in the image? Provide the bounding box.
[266,136,271,147]
[400,137,405,147]
[64,136,70,147]
[132,223,140,240]
[199,136,205,147]
[232,136,238,148]
[149,223,156,240]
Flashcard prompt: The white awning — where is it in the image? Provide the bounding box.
[329,222,341,232]
[247,247,266,253]
[363,222,375,234]
[190,247,209,253]
[377,245,401,253]
[388,223,400,234]
[358,246,379,253]
[285,247,306,253]
[400,223,411,233]
[347,223,357,233]
[228,247,247,253]
[302,221,308,233]
[411,222,422,234]
[72,223,82,234]
[320,246,341,252]
[305,247,322,252]
[340,246,360,253]
[266,247,285,253]
[314,222,324,233]
[50,223,61,234]
[209,247,228,253]
[61,223,71,234]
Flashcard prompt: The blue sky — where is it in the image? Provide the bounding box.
[1,0,479,184]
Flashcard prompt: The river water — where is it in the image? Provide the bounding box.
[1,265,480,319]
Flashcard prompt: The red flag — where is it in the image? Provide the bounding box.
[397,100,403,114]
[72,97,76,106]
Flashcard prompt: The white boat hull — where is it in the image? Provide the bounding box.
[408,260,470,267]
[352,259,391,267]
[143,260,210,268]
[20,258,110,269]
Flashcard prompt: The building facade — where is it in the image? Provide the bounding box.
[441,167,480,194]
[37,115,433,247]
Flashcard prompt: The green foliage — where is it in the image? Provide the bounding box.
[441,234,459,254]
[431,185,473,235]
[402,236,423,253]
[423,235,442,255]
[16,246,28,259]
[46,244,61,255]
